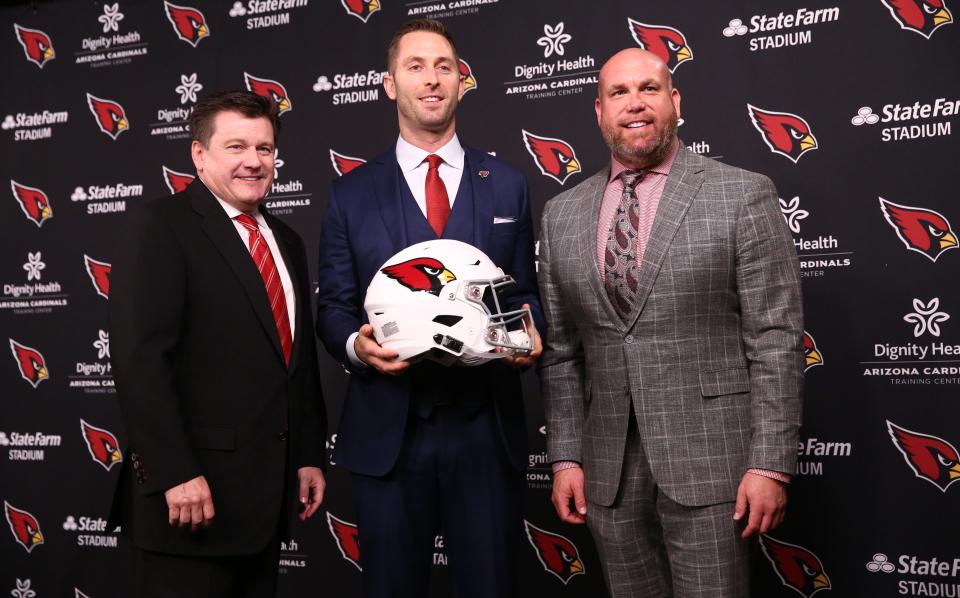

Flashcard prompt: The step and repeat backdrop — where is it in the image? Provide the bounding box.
[3,0,959,596]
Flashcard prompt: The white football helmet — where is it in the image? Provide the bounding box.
[364,239,535,366]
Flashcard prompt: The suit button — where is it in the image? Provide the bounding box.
[278,431,288,442]
[625,334,634,344]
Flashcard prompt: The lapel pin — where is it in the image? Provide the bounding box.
[478,170,489,178]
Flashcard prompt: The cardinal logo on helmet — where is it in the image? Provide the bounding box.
[11,180,53,227]
[84,255,111,299]
[888,420,960,492]
[162,165,195,194]
[341,0,380,22]
[802,331,823,371]
[882,0,952,38]
[524,521,585,585]
[382,258,456,296]
[163,1,210,46]
[9,339,49,388]
[14,24,55,68]
[80,419,123,471]
[330,150,366,177]
[748,105,817,163]
[244,73,292,115]
[627,19,693,73]
[760,535,831,598]
[87,94,129,140]
[327,513,361,570]
[522,130,581,185]
[4,501,43,553]
[880,197,957,262]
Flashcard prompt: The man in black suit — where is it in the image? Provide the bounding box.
[109,91,327,597]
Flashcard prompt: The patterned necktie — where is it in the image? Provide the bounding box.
[425,154,451,237]
[234,214,293,365]
[604,170,644,321]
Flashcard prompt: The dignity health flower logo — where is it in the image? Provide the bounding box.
[779,196,809,234]
[98,3,124,33]
[23,252,45,281]
[537,23,572,58]
[904,297,950,337]
[176,73,203,104]
[93,330,110,359]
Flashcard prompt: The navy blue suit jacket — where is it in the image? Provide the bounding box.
[316,145,544,477]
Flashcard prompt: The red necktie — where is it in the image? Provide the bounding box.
[424,154,450,237]
[235,214,293,366]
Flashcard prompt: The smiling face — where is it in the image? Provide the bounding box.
[595,48,681,169]
[191,111,275,212]
[384,30,465,148]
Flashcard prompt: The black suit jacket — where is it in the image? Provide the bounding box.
[109,180,326,556]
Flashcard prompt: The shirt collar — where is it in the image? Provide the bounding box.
[211,191,265,226]
[608,137,681,183]
[395,133,465,173]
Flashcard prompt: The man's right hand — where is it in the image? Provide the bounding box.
[551,467,587,524]
[164,475,214,531]
[355,324,411,375]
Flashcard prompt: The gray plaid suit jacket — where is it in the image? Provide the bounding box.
[538,146,804,508]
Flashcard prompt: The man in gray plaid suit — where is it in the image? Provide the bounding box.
[537,48,804,597]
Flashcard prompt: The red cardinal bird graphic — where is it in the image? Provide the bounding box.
[84,255,111,299]
[747,105,817,163]
[11,180,53,227]
[4,501,44,553]
[882,0,953,38]
[522,130,582,185]
[341,0,381,22]
[9,339,49,388]
[627,19,693,73]
[382,258,456,296]
[87,94,129,140]
[329,150,366,176]
[802,331,823,371]
[244,73,292,115]
[162,165,195,194]
[879,197,957,262]
[760,535,831,598]
[524,521,585,585]
[459,59,477,93]
[14,24,55,68]
[327,513,362,570]
[80,419,123,471]
[163,1,210,46]
[888,420,960,492]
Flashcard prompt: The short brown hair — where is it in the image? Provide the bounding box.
[189,90,280,147]
[386,19,459,73]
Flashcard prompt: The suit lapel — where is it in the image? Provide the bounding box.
[373,150,408,254]
[576,169,624,329]
[465,148,493,255]
[624,147,704,331]
[188,180,287,367]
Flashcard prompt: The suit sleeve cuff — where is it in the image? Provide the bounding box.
[345,332,367,370]
[552,460,582,474]
[747,468,791,484]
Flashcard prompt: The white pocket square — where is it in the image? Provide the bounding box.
[493,217,517,224]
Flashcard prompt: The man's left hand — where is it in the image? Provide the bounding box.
[733,472,787,538]
[502,304,542,368]
[296,467,325,521]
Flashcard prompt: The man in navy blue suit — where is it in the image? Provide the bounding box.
[316,18,544,598]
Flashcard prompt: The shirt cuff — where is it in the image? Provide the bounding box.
[552,461,581,474]
[345,332,367,370]
[747,468,791,484]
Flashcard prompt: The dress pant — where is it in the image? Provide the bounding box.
[350,400,524,598]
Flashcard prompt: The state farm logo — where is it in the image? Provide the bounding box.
[720,7,840,52]
[506,22,597,102]
[279,536,309,572]
[747,104,818,163]
[888,420,960,493]
[880,198,957,262]
[150,73,203,140]
[522,130,582,185]
[330,150,366,176]
[312,67,386,107]
[627,19,693,73]
[71,182,143,216]
[760,535,831,597]
[70,329,114,394]
[1,108,69,142]
[75,2,149,68]
[228,0,310,31]
[11,180,53,227]
[86,94,129,140]
[4,502,44,553]
[851,97,957,142]
[62,513,119,548]
[14,24,55,69]
[863,297,960,385]
[866,549,960,597]
[882,0,952,38]
[341,0,380,23]
[0,429,61,462]
[164,1,210,46]
[2,252,69,315]
[780,196,853,277]
[797,435,852,477]
[524,521,585,585]
[162,165,194,194]
[264,149,310,215]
